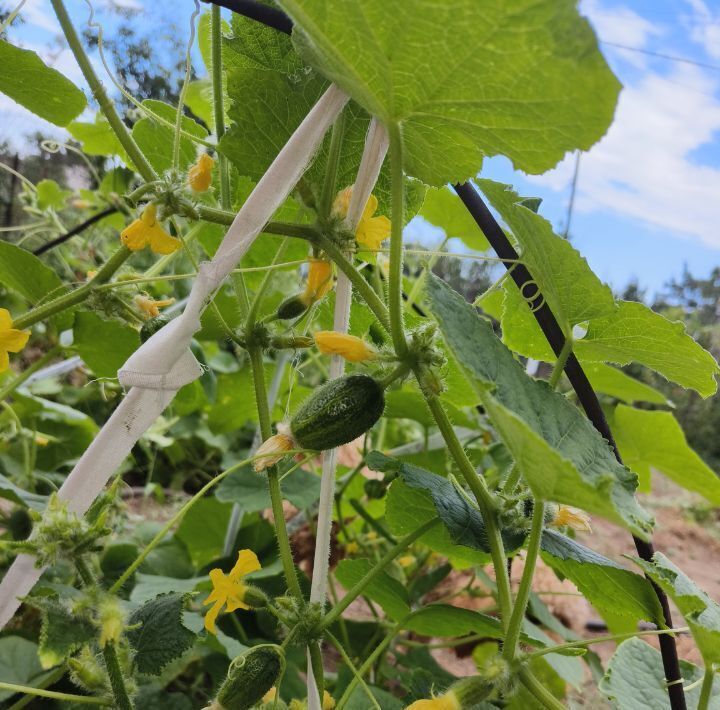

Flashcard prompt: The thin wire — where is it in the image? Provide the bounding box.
[601,41,720,72]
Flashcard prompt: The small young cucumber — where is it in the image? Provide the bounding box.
[214,644,284,710]
[291,374,384,451]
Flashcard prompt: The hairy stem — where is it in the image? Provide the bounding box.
[503,501,544,660]
[102,643,133,710]
[422,392,512,622]
[318,111,346,219]
[325,631,380,710]
[548,337,573,389]
[0,683,109,706]
[248,345,303,599]
[308,642,325,700]
[519,667,566,710]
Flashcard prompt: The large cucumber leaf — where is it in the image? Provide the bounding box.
[278,0,620,185]
[427,275,653,539]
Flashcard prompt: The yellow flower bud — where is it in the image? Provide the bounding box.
[322,691,335,710]
[404,693,460,710]
[98,598,125,648]
[314,331,376,363]
[254,432,296,472]
[135,295,175,319]
[188,153,215,192]
[345,541,359,555]
[551,505,592,533]
[301,259,334,306]
[262,688,277,704]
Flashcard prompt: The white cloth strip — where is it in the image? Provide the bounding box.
[306,119,389,710]
[0,84,349,630]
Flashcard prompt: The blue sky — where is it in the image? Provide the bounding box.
[2,0,720,298]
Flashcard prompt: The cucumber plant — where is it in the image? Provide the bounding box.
[0,1,719,709]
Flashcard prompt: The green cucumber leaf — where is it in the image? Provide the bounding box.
[127,593,196,675]
[477,179,616,332]
[611,404,720,501]
[419,187,489,251]
[335,558,410,621]
[0,39,86,126]
[403,604,505,640]
[583,362,669,406]
[68,114,131,164]
[370,451,527,555]
[0,241,68,310]
[35,180,71,211]
[215,463,322,512]
[600,637,720,710]
[73,311,140,379]
[575,300,719,398]
[279,0,620,185]
[132,100,208,174]
[540,530,663,626]
[427,275,653,539]
[633,553,720,666]
[0,637,48,702]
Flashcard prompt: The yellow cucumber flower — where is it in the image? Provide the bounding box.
[188,153,214,192]
[344,541,359,555]
[405,693,460,710]
[323,691,336,709]
[301,258,334,306]
[551,505,592,533]
[254,432,296,472]
[314,331,376,363]
[135,295,175,319]
[120,203,181,255]
[333,186,391,251]
[203,549,261,634]
[0,308,30,372]
[398,555,416,568]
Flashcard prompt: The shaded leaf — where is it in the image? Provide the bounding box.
[583,362,669,406]
[420,187,489,251]
[403,604,505,639]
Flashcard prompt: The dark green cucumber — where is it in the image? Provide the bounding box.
[215,644,284,710]
[276,294,308,320]
[291,374,385,451]
[140,316,168,342]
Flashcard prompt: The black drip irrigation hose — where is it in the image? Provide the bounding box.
[205,2,687,706]
[33,206,119,256]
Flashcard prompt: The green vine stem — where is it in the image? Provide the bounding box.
[0,683,110,706]
[102,643,133,710]
[50,0,156,183]
[387,122,408,358]
[422,392,512,622]
[503,500,545,661]
[325,631,381,710]
[13,247,131,330]
[308,641,325,700]
[519,667,566,710]
[211,5,232,209]
[318,518,440,632]
[528,626,689,659]
[548,336,573,389]
[336,622,400,710]
[697,666,716,710]
[245,239,290,329]
[312,232,391,332]
[247,345,303,600]
[0,346,60,403]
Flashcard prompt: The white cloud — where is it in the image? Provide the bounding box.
[527,62,720,249]
[683,0,720,59]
